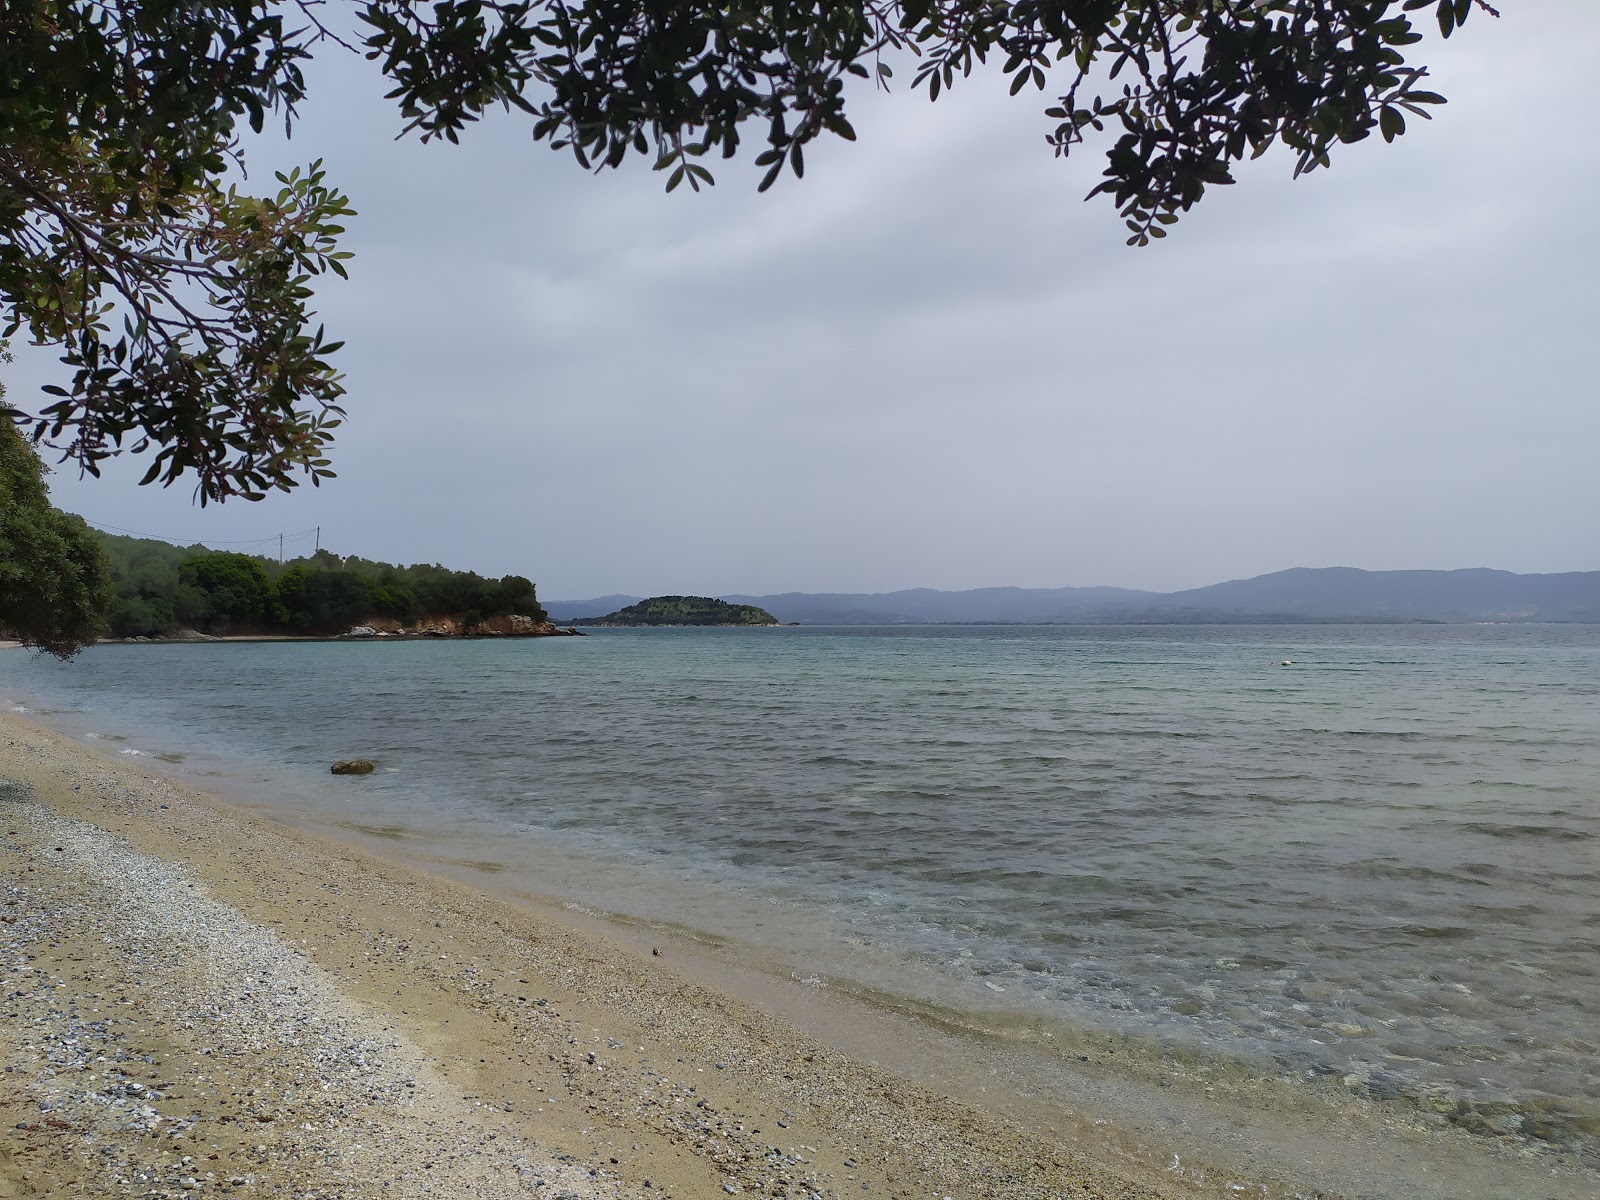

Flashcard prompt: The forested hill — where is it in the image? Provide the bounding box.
[97,533,553,639]
[573,596,778,627]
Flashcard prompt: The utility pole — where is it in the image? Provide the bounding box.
[279,533,284,563]
[315,526,320,554]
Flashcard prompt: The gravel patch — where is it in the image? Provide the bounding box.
[1,776,639,1199]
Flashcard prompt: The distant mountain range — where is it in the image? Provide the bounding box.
[544,568,1600,625]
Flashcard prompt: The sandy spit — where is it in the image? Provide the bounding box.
[0,713,1192,1200]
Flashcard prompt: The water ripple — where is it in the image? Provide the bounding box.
[6,622,1599,1163]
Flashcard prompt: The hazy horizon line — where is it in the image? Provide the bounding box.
[545,563,1600,603]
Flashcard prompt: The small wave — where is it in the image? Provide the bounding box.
[119,747,149,757]
[1338,729,1430,741]
[1344,860,1480,883]
[335,821,414,841]
[448,858,507,874]
[1461,821,1592,842]
[1467,779,1580,793]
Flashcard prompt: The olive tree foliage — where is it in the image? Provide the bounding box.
[2,2,352,505]
[0,345,113,657]
[4,0,1495,505]
[365,0,1493,234]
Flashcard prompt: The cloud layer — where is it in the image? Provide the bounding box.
[15,4,1597,597]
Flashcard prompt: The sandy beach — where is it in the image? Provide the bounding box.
[0,710,1195,1200]
[3,704,1595,1200]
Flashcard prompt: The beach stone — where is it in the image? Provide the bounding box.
[1414,1083,1457,1114]
[330,759,375,775]
[1366,1071,1404,1100]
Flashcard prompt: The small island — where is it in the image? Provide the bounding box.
[573,595,779,627]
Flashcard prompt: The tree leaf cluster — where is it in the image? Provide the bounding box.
[360,0,1487,239]
[2,2,352,504]
[0,348,112,657]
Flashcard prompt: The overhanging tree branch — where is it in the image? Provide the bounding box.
[2,0,1493,502]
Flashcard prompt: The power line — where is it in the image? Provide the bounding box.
[77,516,323,551]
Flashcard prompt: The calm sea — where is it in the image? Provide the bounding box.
[4,624,1597,1179]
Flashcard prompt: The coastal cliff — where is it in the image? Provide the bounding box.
[346,614,583,638]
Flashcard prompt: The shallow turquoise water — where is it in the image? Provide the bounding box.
[5,624,1598,1163]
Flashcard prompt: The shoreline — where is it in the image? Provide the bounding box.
[97,625,586,646]
[3,710,1594,1199]
[0,711,1190,1200]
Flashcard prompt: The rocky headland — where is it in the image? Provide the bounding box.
[341,614,585,639]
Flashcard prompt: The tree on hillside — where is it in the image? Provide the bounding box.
[274,561,378,631]
[0,346,112,657]
[3,0,1495,503]
[178,550,278,633]
[98,534,212,637]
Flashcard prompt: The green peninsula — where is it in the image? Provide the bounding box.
[574,596,778,627]
[90,533,571,641]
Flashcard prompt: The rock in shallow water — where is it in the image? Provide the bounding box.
[330,759,375,775]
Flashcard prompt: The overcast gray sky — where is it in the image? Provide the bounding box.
[11,4,1598,599]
